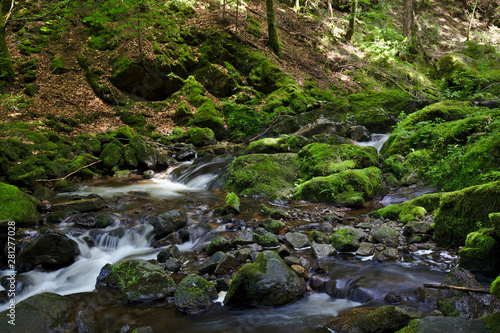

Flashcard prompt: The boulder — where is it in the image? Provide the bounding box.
[349,125,371,142]
[0,292,71,333]
[130,136,158,169]
[188,127,216,146]
[232,229,254,246]
[75,308,98,333]
[224,251,306,306]
[0,182,38,228]
[285,232,310,249]
[96,259,176,302]
[311,244,336,259]
[374,248,400,262]
[403,221,434,236]
[17,228,80,272]
[195,63,239,98]
[331,228,360,252]
[151,209,188,238]
[100,143,123,168]
[459,229,500,277]
[225,192,240,214]
[252,231,280,247]
[356,242,375,256]
[199,251,238,275]
[175,144,196,161]
[373,226,399,247]
[157,245,181,262]
[400,316,491,333]
[262,218,285,234]
[206,236,232,255]
[174,274,218,313]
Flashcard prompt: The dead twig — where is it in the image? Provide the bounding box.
[36,159,101,182]
[423,283,490,294]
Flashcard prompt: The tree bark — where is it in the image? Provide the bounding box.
[0,1,15,82]
[267,0,280,54]
[328,0,333,18]
[403,0,414,41]
[344,0,357,42]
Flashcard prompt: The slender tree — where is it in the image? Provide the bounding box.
[0,0,15,81]
[344,0,357,42]
[266,0,280,54]
[403,0,414,41]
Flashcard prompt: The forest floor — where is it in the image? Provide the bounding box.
[1,0,499,137]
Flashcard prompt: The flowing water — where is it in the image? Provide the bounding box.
[0,139,459,331]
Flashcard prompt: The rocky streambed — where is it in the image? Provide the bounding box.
[2,159,498,333]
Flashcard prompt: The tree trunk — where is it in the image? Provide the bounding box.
[328,0,333,18]
[403,0,414,41]
[344,0,357,42]
[466,0,479,42]
[266,0,280,54]
[0,3,15,82]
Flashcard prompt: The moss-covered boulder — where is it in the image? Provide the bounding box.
[252,231,280,247]
[193,100,227,140]
[438,53,477,80]
[130,135,158,169]
[151,209,188,239]
[0,182,38,228]
[100,143,123,169]
[458,229,500,277]
[0,292,71,333]
[298,143,380,178]
[433,181,500,247]
[491,275,500,299]
[371,192,443,223]
[224,192,240,214]
[175,274,218,313]
[17,228,80,272]
[396,316,491,333]
[224,250,306,306]
[262,218,285,234]
[205,236,232,255]
[188,127,216,146]
[195,62,239,97]
[224,153,299,199]
[293,167,383,207]
[96,259,176,302]
[248,136,310,154]
[331,228,360,252]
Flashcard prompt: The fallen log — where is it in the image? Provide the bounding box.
[423,283,490,294]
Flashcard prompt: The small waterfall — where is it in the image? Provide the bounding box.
[355,134,390,153]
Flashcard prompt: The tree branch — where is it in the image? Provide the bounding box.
[423,283,490,294]
[36,159,101,182]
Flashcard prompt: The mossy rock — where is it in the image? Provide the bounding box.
[188,127,216,146]
[437,53,477,81]
[195,63,239,98]
[225,192,240,214]
[458,229,500,277]
[0,182,38,228]
[113,126,135,140]
[293,167,383,208]
[224,153,299,199]
[262,218,285,234]
[222,102,265,141]
[129,135,158,169]
[50,57,67,74]
[174,274,218,313]
[373,225,399,247]
[206,236,232,255]
[174,101,193,126]
[100,143,123,168]
[224,251,306,306]
[331,228,360,252]
[433,181,500,247]
[298,143,380,179]
[249,136,310,154]
[182,76,207,107]
[252,231,280,247]
[192,100,226,140]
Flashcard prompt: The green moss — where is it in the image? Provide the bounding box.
[249,136,309,154]
[188,127,216,146]
[331,228,359,252]
[491,213,500,238]
[292,167,383,207]
[433,181,500,247]
[224,153,299,199]
[193,100,226,140]
[480,312,500,332]
[222,103,264,141]
[0,182,38,227]
[246,17,263,38]
[183,76,207,107]
[298,143,379,179]
[491,275,500,299]
[50,57,66,74]
[100,143,123,168]
[458,229,500,277]
[252,231,280,247]
[396,319,418,333]
[174,101,193,126]
[225,192,240,214]
[262,218,284,234]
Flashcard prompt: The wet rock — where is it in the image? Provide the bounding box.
[188,127,216,146]
[291,265,309,280]
[133,327,154,333]
[400,316,491,333]
[252,231,280,247]
[96,259,176,302]
[311,244,336,259]
[384,291,410,304]
[157,152,177,169]
[285,232,310,249]
[325,305,422,333]
[215,278,230,292]
[331,228,360,252]
[295,120,347,138]
[310,230,329,244]
[373,225,399,247]
[142,170,155,179]
[33,186,56,201]
[17,228,80,272]
[163,258,182,272]
[199,251,237,275]
[175,144,196,161]
[72,212,98,228]
[237,247,252,263]
[175,274,218,313]
[232,229,254,246]
[403,221,434,236]
[76,308,98,333]
[349,125,371,142]
[458,229,500,277]
[50,198,103,213]
[225,192,240,214]
[0,292,72,333]
[262,218,285,234]
[438,267,500,319]
[95,213,116,228]
[374,248,400,262]
[206,236,232,255]
[130,136,158,169]
[276,244,291,257]
[356,242,374,256]
[0,182,38,228]
[310,275,328,291]
[113,170,132,178]
[157,245,181,262]
[224,251,306,306]
[151,209,188,239]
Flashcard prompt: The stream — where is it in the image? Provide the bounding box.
[0,135,459,332]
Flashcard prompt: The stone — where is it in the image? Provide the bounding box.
[374,248,400,262]
[349,125,371,142]
[403,221,434,236]
[76,308,98,333]
[50,198,103,213]
[311,244,336,259]
[331,228,360,252]
[224,251,306,306]
[206,236,232,256]
[175,274,218,313]
[291,265,309,280]
[225,192,240,214]
[285,232,311,249]
[163,258,182,272]
[276,244,291,257]
[17,228,80,272]
[0,182,38,228]
[356,242,375,256]
[262,218,285,234]
[130,136,158,169]
[252,231,280,247]
[175,144,196,161]
[157,245,181,262]
[188,127,216,146]
[151,209,188,238]
[232,229,254,246]
[401,316,491,333]
[373,225,399,247]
